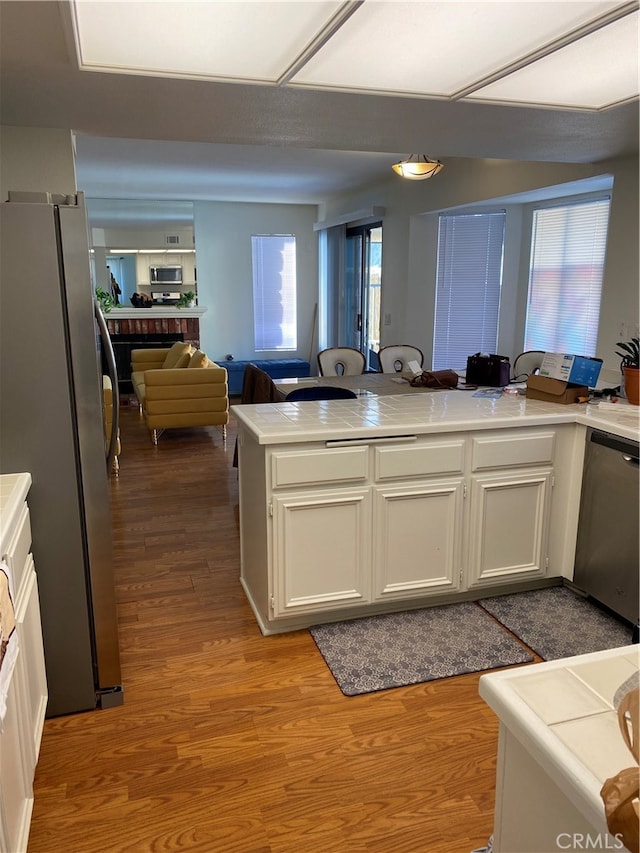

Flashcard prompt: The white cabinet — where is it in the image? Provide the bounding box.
[371,438,466,600]
[467,469,553,587]
[0,474,48,853]
[272,489,371,616]
[373,479,465,599]
[13,563,47,766]
[239,428,561,634]
[467,430,555,588]
[268,445,371,616]
[135,252,197,287]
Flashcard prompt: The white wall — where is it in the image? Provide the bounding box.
[319,156,638,376]
[596,155,639,383]
[193,201,318,364]
[0,126,76,199]
[3,125,634,380]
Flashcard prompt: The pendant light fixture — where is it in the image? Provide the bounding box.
[392,154,444,181]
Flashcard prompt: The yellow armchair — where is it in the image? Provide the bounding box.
[130,345,229,444]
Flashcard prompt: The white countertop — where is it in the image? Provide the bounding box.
[232,389,640,445]
[0,473,31,556]
[102,306,207,320]
[479,645,640,835]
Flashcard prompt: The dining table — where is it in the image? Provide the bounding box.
[273,371,470,397]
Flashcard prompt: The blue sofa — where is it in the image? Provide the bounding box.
[225,358,311,395]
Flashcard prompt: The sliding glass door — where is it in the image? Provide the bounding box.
[344,223,382,369]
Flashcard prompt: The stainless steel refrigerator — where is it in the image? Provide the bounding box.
[0,191,123,716]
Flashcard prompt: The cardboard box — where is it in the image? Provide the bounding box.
[526,375,589,404]
[539,352,603,387]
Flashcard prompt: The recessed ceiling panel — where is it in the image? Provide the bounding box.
[467,12,639,109]
[71,0,344,81]
[289,1,620,96]
[69,0,638,111]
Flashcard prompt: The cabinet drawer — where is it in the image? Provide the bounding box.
[271,447,368,488]
[2,503,31,600]
[472,431,555,471]
[374,440,465,481]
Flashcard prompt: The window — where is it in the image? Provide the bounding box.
[251,234,297,351]
[345,222,382,366]
[524,199,610,356]
[433,211,505,370]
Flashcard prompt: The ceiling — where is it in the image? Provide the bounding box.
[70,0,638,110]
[1,1,638,228]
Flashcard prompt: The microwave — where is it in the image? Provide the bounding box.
[150,265,182,284]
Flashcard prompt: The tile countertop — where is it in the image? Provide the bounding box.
[479,645,640,836]
[232,389,640,445]
[0,473,31,556]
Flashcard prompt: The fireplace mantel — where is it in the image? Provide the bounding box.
[103,307,207,321]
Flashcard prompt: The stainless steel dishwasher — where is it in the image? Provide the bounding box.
[574,428,639,625]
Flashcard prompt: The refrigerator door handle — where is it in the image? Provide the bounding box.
[94,299,120,472]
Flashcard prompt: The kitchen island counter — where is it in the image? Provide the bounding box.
[234,390,637,634]
[233,389,639,445]
[479,645,640,852]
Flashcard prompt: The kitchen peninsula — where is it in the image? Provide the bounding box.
[233,391,639,635]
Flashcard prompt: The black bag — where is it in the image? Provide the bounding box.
[466,353,511,387]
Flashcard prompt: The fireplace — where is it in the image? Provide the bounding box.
[105,316,200,396]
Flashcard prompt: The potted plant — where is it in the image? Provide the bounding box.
[176,291,196,308]
[616,337,640,405]
[95,286,115,313]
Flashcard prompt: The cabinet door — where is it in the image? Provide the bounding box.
[0,659,33,853]
[373,480,464,600]
[14,562,48,770]
[468,469,552,587]
[272,489,371,617]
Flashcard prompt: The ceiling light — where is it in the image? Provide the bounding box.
[392,155,444,181]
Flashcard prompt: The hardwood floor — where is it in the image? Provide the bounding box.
[28,402,520,853]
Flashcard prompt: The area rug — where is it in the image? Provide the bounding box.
[309,602,533,696]
[478,586,633,661]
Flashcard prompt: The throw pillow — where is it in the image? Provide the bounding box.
[162,342,193,369]
[188,350,212,369]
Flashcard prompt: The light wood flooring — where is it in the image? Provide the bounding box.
[27,402,535,853]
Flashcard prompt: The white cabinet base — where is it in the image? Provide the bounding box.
[1,473,48,853]
[493,728,606,853]
[480,646,638,853]
[238,427,570,634]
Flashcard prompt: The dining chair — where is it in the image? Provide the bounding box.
[378,345,424,374]
[317,347,366,376]
[286,386,358,401]
[512,350,545,380]
[233,363,286,467]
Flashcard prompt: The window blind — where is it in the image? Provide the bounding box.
[433,212,505,370]
[524,199,610,356]
[251,234,297,351]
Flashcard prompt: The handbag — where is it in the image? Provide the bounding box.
[466,353,511,387]
[409,369,459,389]
[600,673,639,853]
